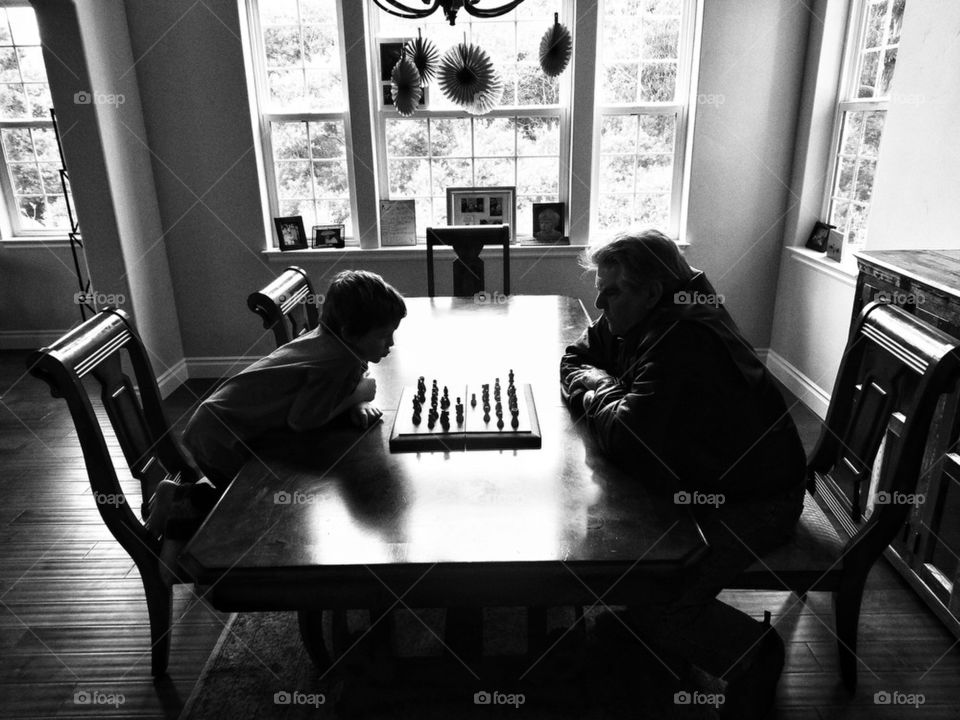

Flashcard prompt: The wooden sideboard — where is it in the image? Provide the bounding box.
[823,250,960,637]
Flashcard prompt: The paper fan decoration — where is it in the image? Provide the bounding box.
[539,13,572,77]
[405,29,439,87]
[438,41,501,113]
[391,54,422,117]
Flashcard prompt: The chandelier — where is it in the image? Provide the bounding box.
[372,0,528,26]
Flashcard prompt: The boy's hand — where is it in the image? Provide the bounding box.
[356,377,377,403]
[349,402,383,429]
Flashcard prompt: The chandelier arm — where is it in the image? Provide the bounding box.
[464,0,528,18]
[371,0,443,20]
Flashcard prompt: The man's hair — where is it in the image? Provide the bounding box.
[581,229,694,296]
[538,207,560,224]
[321,270,406,338]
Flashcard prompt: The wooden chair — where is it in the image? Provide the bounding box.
[247,266,319,347]
[730,301,960,691]
[426,225,510,298]
[28,308,200,676]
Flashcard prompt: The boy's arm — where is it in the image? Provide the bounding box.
[287,372,375,432]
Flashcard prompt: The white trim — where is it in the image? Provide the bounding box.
[0,236,72,248]
[0,329,70,349]
[766,348,830,420]
[156,358,189,399]
[261,243,585,262]
[786,245,858,284]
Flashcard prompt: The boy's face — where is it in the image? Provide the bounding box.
[348,321,399,363]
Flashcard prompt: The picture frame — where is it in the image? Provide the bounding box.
[446,186,516,242]
[378,38,429,111]
[312,223,345,249]
[530,201,567,244]
[826,228,844,262]
[805,220,836,252]
[274,216,307,251]
[380,199,418,246]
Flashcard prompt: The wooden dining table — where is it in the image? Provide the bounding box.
[181,295,707,664]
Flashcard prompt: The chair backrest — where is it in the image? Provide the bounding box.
[247,266,320,347]
[426,225,510,298]
[809,301,960,549]
[27,309,197,558]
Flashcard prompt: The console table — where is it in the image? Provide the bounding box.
[830,250,960,637]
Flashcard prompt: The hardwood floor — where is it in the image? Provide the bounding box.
[1,348,959,719]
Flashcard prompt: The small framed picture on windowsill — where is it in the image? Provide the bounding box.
[312,224,345,249]
[274,216,307,251]
[805,220,836,252]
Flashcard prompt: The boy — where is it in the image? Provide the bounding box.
[149,270,405,581]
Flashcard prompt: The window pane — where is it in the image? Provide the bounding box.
[0,48,19,82]
[474,117,515,157]
[385,118,428,157]
[431,119,472,157]
[275,160,311,197]
[602,63,638,104]
[6,8,40,45]
[388,159,429,196]
[312,160,348,196]
[432,158,472,196]
[308,121,345,158]
[2,128,33,161]
[517,157,557,195]
[476,157,515,186]
[0,83,27,118]
[25,83,51,118]
[263,26,301,67]
[517,116,559,156]
[640,62,676,102]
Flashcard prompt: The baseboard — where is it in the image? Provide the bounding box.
[765,348,830,419]
[156,358,189,399]
[184,356,260,379]
[0,329,71,350]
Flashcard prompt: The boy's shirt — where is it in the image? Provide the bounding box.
[223,327,368,432]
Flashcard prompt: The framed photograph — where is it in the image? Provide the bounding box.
[826,228,844,262]
[312,224,345,249]
[446,186,516,242]
[274,216,307,251]
[805,220,836,252]
[531,202,566,244]
[379,39,408,82]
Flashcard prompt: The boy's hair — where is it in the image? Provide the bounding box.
[581,229,694,298]
[321,270,406,338]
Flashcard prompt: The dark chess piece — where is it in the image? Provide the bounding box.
[497,417,504,430]
[413,411,421,425]
[511,415,519,430]
[470,393,477,407]
[483,411,490,423]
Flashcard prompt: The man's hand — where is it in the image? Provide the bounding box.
[348,402,382,429]
[567,366,614,393]
[355,376,377,403]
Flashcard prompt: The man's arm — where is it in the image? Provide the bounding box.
[559,319,618,413]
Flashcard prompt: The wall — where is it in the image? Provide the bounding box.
[2,0,184,387]
[8,0,810,381]
[865,0,960,251]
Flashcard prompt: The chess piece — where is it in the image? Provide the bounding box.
[497,417,504,430]
[470,393,477,408]
[483,410,490,423]
[511,414,519,430]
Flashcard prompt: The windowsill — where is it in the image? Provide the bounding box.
[786,245,859,283]
[262,242,588,262]
[0,236,73,249]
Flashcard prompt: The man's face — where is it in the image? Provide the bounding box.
[594,264,658,337]
[348,321,399,363]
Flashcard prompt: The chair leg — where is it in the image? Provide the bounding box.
[140,567,173,676]
[834,574,868,693]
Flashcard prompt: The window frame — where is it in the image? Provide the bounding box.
[822,0,902,250]
[0,0,68,240]
[368,0,573,243]
[245,0,360,247]
[590,0,700,238]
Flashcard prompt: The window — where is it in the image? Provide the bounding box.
[245,0,702,247]
[248,0,354,244]
[0,2,68,237]
[594,0,697,235]
[373,0,567,239]
[826,0,905,249]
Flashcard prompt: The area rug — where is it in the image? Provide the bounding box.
[179,607,722,719]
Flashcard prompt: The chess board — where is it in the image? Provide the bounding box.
[389,375,541,452]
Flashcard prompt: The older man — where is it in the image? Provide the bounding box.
[560,230,806,719]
